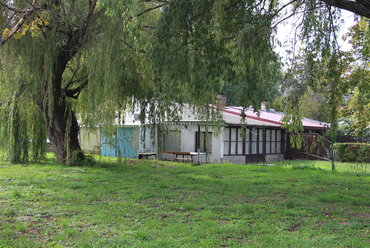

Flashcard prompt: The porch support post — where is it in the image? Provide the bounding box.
[197,124,201,165]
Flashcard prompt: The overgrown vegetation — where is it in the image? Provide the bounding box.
[0,158,369,247]
[334,143,370,175]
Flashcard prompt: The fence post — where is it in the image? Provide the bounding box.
[263,125,266,166]
[307,136,309,160]
[332,143,335,171]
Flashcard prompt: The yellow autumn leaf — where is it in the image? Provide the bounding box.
[23,25,29,31]
[44,21,49,26]
[2,28,9,37]
[39,16,43,22]
[13,34,19,39]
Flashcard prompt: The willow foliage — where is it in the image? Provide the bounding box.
[0,0,365,163]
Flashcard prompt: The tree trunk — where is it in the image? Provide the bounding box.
[38,95,85,164]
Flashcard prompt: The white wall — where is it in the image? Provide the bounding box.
[80,127,101,154]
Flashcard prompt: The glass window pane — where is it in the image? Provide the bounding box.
[206,133,212,153]
[276,130,281,153]
[252,129,257,141]
[266,130,270,141]
[200,133,205,152]
[259,141,263,154]
[238,129,242,142]
[224,128,230,141]
[252,142,257,154]
[231,128,236,141]
[224,141,229,155]
[245,141,250,154]
[164,131,181,151]
[231,142,236,154]
[271,130,276,141]
[271,142,276,153]
[266,141,270,154]
[238,142,243,154]
[259,129,263,154]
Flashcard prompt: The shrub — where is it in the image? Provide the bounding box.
[334,143,370,163]
[334,143,370,174]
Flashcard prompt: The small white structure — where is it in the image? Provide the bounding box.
[80,102,329,164]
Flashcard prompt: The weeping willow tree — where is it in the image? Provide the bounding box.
[0,0,161,164]
[0,0,369,164]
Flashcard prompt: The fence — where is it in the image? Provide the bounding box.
[285,133,332,161]
[335,135,367,143]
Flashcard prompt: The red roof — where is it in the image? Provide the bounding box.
[223,107,329,130]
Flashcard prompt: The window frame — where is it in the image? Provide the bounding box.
[224,127,282,156]
[195,131,213,153]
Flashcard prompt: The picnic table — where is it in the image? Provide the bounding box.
[161,151,205,162]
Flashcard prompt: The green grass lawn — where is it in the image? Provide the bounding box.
[0,157,370,247]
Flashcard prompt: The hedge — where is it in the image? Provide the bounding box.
[334,143,370,163]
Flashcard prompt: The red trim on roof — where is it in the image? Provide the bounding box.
[222,108,282,125]
[222,106,329,130]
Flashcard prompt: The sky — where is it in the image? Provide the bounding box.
[275,9,356,61]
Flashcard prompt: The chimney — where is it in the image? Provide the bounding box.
[261,101,268,111]
[217,93,227,107]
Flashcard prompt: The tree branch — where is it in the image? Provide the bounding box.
[0,1,38,45]
[320,0,370,18]
[65,68,79,90]
[64,79,88,99]
[268,0,301,22]
[124,42,147,53]
[0,1,27,13]
[127,3,167,21]
[58,0,97,71]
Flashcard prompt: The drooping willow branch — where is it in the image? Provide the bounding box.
[0,0,39,45]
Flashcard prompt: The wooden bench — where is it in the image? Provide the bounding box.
[138,152,157,159]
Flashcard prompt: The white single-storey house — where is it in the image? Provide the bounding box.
[80,101,329,164]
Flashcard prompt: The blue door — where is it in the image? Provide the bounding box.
[101,130,117,157]
[101,127,137,158]
[117,127,137,158]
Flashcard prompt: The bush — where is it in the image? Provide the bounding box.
[334,143,370,163]
[334,143,370,174]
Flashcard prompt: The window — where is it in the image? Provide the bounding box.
[276,130,281,153]
[266,130,271,154]
[251,129,258,154]
[245,130,250,154]
[224,127,283,156]
[195,132,212,153]
[163,131,181,151]
[237,130,244,154]
[271,129,276,154]
[231,128,236,154]
[259,129,263,154]
[224,128,247,155]
[224,129,230,155]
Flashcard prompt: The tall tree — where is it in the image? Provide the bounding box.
[0,0,161,164]
[338,17,370,136]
